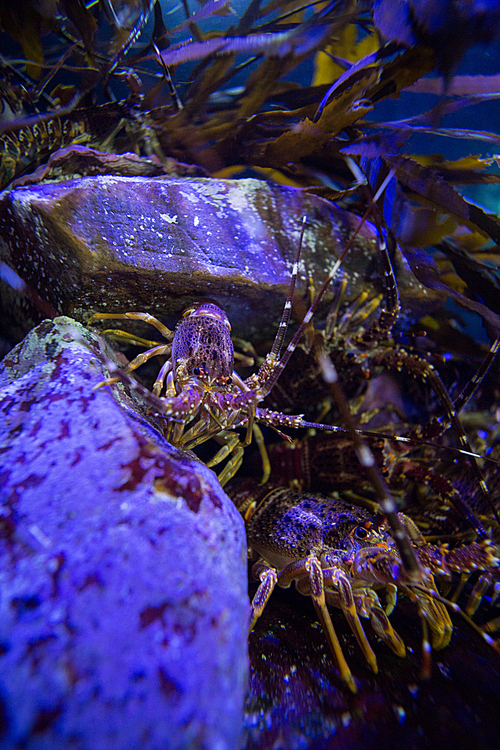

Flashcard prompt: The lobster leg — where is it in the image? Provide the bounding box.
[367,603,406,658]
[268,556,358,692]
[305,555,357,693]
[323,568,379,673]
[249,561,278,632]
[88,311,174,339]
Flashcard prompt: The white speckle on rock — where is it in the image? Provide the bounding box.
[180,190,200,204]
[28,524,52,548]
[160,214,178,224]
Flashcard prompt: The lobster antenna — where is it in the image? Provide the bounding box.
[260,202,377,399]
[270,215,307,360]
[319,351,424,584]
[453,337,500,415]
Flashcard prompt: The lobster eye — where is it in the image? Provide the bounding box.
[193,366,201,376]
[354,526,369,540]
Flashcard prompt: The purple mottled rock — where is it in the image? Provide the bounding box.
[0,317,248,750]
[0,176,439,344]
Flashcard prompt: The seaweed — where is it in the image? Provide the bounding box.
[1,0,500,334]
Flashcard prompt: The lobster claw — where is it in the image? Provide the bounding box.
[351,546,401,586]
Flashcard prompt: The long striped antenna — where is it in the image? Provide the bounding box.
[254,411,500,466]
[261,195,385,394]
[259,218,366,398]
[423,363,500,528]
[359,226,400,342]
[260,166,400,396]
[318,351,424,584]
[453,337,500,415]
[376,342,500,529]
[269,215,307,361]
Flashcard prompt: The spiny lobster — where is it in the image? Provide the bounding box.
[228,483,500,693]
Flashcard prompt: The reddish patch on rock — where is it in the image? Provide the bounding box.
[158,667,182,702]
[49,552,66,597]
[70,450,83,466]
[0,470,11,486]
[10,596,41,619]
[45,393,69,406]
[19,399,36,413]
[116,437,222,512]
[26,634,58,670]
[78,394,94,413]
[153,473,203,513]
[98,437,122,453]
[28,420,42,437]
[1,398,17,415]
[139,602,168,629]
[0,398,16,416]
[58,420,70,439]
[49,352,66,381]
[118,454,152,492]
[0,515,16,542]
[78,572,104,592]
[153,452,222,513]
[31,704,63,734]
[35,320,56,339]
[19,474,44,489]
[0,694,7,740]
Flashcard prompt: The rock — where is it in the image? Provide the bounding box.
[0,176,440,345]
[8,147,209,189]
[0,317,248,750]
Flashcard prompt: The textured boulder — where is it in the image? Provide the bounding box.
[0,317,248,750]
[0,176,439,344]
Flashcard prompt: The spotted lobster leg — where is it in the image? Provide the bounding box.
[250,556,357,693]
[306,567,380,673]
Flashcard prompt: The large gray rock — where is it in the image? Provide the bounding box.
[0,317,248,750]
[0,176,439,344]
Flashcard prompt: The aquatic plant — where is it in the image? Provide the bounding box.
[2,0,500,329]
